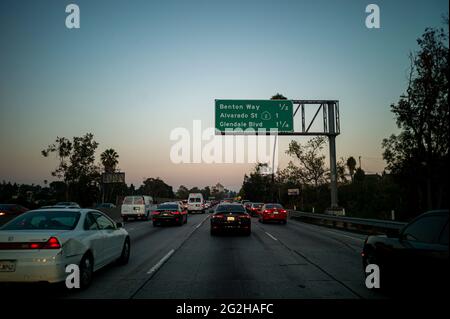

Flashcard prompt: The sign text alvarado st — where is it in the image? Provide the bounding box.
[215,99,294,133]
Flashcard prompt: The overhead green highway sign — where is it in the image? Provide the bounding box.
[215,99,294,133]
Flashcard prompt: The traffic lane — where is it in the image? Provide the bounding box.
[65,213,210,298]
[0,214,208,299]
[133,217,361,299]
[256,218,383,299]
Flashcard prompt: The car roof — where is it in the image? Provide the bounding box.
[30,208,93,213]
[159,202,179,205]
[421,209,449,217]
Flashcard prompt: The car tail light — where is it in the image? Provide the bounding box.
[213,214,224,219]
[172,211,180,215]
[239,214,250,219]
[152,211,160,215]
[43,237,61,249]
[264,210,270,213]
[280,209,287,213]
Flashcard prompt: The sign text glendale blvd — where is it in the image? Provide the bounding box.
[215,99,294,133]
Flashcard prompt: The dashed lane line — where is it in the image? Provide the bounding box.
[129,214,210,299]
[265,231,278,241]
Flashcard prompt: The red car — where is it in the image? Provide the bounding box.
[248,202,264,217]
[259,203,287,224]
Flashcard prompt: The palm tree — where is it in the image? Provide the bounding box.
[100,149,119,173]
[346,156,357,182]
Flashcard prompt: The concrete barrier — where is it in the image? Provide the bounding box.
[288,210,407,235]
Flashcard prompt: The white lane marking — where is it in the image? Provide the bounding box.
[265,232,278,241]
[147,249,175,275]
[195,223,202,229]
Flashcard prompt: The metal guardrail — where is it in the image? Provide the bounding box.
[288,210,407,234]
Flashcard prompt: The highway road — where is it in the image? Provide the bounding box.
[0,212,384,299]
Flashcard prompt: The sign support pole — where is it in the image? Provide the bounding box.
[327,102,338,209]
[271,134,278,202]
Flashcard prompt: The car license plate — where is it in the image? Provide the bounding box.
[274,211,279,214]
[227,216,235,221]
[0,260,16,272]
[163,213,168,216]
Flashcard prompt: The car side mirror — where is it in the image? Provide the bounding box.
[116,222,123,228]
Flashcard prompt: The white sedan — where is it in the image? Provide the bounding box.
[0,208,130,289]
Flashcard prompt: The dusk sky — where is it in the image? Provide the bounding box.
[0,0,448,191]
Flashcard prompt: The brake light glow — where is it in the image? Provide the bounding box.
[43,237,61,249]
[213,214,224,218]
[280,209,287,213]
[152,211,160,215]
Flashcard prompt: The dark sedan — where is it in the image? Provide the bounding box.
[0,204,29,226]
[362,209,449,292]
[152,202,188,226]
[210,203,251,236]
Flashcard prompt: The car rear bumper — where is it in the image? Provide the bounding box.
[211,221,251,232]
[0,252,72,283]
[152,215,183,223]
[262,214,287,221]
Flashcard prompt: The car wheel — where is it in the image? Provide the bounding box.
[117,237,130,265]
[79,253,94,290]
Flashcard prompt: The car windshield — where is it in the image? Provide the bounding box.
[266,204,283,209]
[0,211,81,230]
[189,198,201,202]
[216,205,245,213]
[158,204,178,210]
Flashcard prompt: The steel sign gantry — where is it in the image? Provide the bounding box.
[215,99,341,210]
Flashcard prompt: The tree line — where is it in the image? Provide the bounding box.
[239,21,448,221]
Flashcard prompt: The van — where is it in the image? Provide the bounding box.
[121,195,155,221]
[187,193,204,214]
